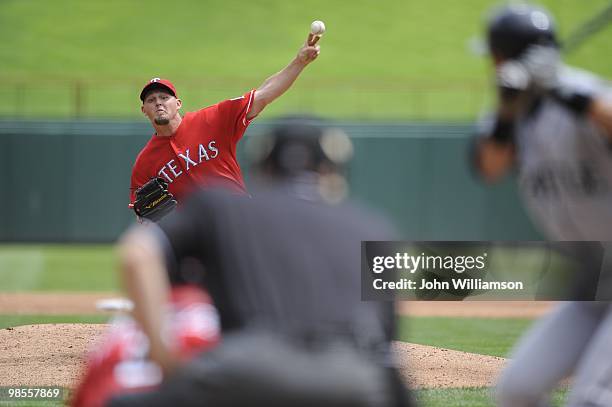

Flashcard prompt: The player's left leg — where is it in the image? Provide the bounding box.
[495,302,609,407]
[565,304,612,407]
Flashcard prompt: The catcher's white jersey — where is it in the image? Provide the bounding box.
[514,67,612,240]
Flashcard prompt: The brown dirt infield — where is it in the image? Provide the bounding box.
[0,292,121,315]
[398,300,556,318]
[0,294,556,390]
[0,293,556,319]
[0,324,506,390]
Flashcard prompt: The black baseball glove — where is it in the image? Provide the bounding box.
[132,177,178,222]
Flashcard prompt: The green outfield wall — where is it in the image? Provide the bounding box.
[0,120,540,242]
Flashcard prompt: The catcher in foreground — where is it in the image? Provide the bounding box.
[131,177,178,222]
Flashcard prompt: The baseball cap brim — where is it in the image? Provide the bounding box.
[140,79,178,102]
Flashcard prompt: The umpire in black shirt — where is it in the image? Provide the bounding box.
[112,117,411,406]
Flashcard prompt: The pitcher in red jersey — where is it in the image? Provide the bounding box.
[130,34,322,212]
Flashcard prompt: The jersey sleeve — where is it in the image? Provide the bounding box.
[474,111,497,139]
[215,89,256,144]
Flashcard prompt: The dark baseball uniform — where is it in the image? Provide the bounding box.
[110,188,410,407]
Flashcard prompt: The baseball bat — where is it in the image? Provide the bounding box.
[562,1,612,54]
[467,2,612,57]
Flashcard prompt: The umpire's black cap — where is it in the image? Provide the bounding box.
[248,115,353,178]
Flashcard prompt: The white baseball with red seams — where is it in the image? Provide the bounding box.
[310,20,325,35]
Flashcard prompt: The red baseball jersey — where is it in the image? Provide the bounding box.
[130,90,255,204]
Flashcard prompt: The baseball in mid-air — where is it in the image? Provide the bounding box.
[310,20,326,35]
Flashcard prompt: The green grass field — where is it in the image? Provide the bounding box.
[400,316,533,357]
[1,0,611,119]
[0,245,119,292]
[416,387,567,407]
[0,314,109,329]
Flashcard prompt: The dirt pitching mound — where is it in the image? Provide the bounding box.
[393,342,506,389]
[0,323,506,390]
[0,324,106,387]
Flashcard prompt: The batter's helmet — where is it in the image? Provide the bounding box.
[487,3,559,60]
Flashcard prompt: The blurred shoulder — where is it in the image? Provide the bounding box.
[339,199,400,240]
[560,65,612,96]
